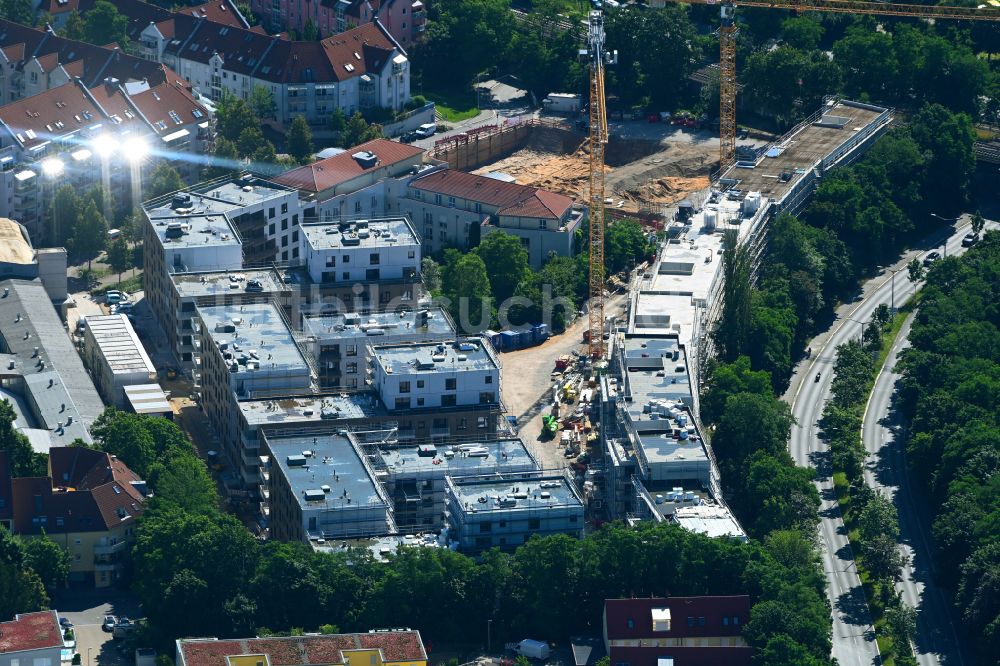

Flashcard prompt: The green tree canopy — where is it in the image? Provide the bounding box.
[286,115,315,164]
[21,531,70,590]
[69,200,108,269]
[1,399,47,477]
[145,163,184,199]
[442,253,493,333]
[475,231,530,305]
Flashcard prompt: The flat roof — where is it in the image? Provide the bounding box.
[673,504,747,541]
[378,438,537,477]
[636,432,709,466]
[186,174,296,208]
[449,472,583,512]
[719,100,887,202]
[373,340,498,374]
[172,269,286,299]
[0,218,33,265]
[267,433,386,512]
[303,307,454,342]
[239,392,383,426]
[618,335,692,414]
[84,314,155,375]
[147,213,241,250]
[302,217,419,251]
[312,532,443,559]
[198,303,308,376]
[123,383,171,415]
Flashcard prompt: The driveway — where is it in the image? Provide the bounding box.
[54,589,142,666]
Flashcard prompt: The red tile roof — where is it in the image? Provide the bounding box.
[0,82,105,150]
[127,78,208,135]
[274,139,423,192]
[179,632,427,666]
[410,169,574,220]
[180,0,249,28]
[45,0,80,15]
[604,597,751,640]
[11,447,145,535]
[318,21,397,81]
[0,611,62,654]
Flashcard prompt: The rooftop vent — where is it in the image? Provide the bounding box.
[287,454,307,466]
[352,151,378,169]
[304,489,325,502]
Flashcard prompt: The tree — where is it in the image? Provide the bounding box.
[21,531,70,590]
[414,0,515,90]
[250,86,277,121]
[60,10,85,40]
[90,410,156,477]
[906,258,924,284]
[208,137,241,178]
[145,163,184,199]
[216,92,260,143]
[1,399,47,477]
[909,103,976,205]
[234,2,257,26]
[0,526,48,620]
[713,392,795,481]
[82,0,129,47]
[972,210,986,238]
[884,602,917,647]
[340,112,382,148]
[781,16,824,50]
[422,257,442,294]
[716,229,752,362]
[287,115,314,164]
[1,0,35,25]
[106,237,131,286]
[303,18,319,41]
[147,451,218,516]
[70,201,108,269]
[475,232,530,305]
[442,253,493,333]
[605,220,653,275]
[328,108,348,135]
[50,185,81,247]
[701,356,772,425]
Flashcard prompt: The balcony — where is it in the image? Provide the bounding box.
[93,540,128,556]
[430,425,451,438]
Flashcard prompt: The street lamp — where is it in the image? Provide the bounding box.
[846,317,867,343]
[487,619,492,654]
[930,212,962,257]
[887,267,903,313]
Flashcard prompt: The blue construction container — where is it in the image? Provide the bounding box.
[532,323,549,342]
[499,330,520,351]
[515,329,533,347]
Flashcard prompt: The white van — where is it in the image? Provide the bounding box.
[413,123,437,139]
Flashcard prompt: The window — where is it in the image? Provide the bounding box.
[445,378,456,390]
[400,381,411,393]
[293,214,299,225]
[343,272,350,280]
[441,395,456,407]
[698,617,706,627]
[416,397,424,406]
[346,345,357,356]
[732,616,740,626]
[448,196,456,206]
[355,200,362,213]
[479,392,495,404]
[292,230,299,242]
[269,207,275,218]
[485,375,493,384]
[458,417,467,430]
[281,236,288,247]
[268,223,275,235]
[395,397,411,409]
[626,619,634,629]
[281,250,288,260]
[370,253,380,265]
[529,518,540,529]
[408,250,415,259]
[475,202,482,214]
[281,218,288,231]
[480,522,492,533]
[686,617,694,627]
[281,203,288,214]
[722,617,729,626]
[435,194,442,205]
[326,256,336,267]
[416,380,424,388]
[366,268,380,280]
[343,255,350,263]
[346,362,358,373]
[477,416,488,429]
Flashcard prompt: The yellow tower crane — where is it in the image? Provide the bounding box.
[586,7,616,359]
[681,0,1000,165]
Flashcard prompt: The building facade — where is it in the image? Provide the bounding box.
[81,314,157,408]
[176,630,428,666]
[3,448,146,587]
[602,597,752,666]
[444,471,584,554]
[249,0,426,48]
[398,169,585,268]
[0,611,63,666]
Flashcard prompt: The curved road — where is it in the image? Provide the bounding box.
[786,216,987,666]
[862,314,964,666]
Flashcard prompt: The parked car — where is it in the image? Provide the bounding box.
[112,302,134,313]
[105,291,128,305]
[923,250,941,266]
[59,617,73,629]
[102,616,117,632]
[962,233,976,247]
[413,123,437,139]
[398,130,418,143]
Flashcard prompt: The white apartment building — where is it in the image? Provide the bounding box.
[399,169,586,268]
[136,18,410,125]
[300,217,421,285]
[273,138,426,221]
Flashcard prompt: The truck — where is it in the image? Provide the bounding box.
[514,639,551,661]
[542,93,581,114]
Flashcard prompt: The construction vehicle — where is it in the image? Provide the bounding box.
[669,0,1000,164]
[542,415,559,438]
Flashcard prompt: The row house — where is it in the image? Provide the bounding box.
[136,17,410,125]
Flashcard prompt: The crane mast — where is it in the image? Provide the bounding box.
[587,8,612,359]
[693,0,1000,167]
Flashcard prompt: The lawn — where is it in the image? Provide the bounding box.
[425,88,480,123]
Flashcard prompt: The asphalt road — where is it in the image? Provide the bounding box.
[862,314,965,666]
[787,216,989,666]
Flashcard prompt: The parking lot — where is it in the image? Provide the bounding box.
[54,589,142,666]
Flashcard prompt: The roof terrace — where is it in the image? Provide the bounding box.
[373,340,499,375]
[302,217,420,251]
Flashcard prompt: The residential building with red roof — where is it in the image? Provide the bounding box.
[2,447,147,587]
[0,611,63,663]
[249,0,426,48]
[399,168,586,268]
[602,597,752,666]
[274,138,425,220]
[136,18,410,125]
[176,630,428,666]
[0,64,210,239]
